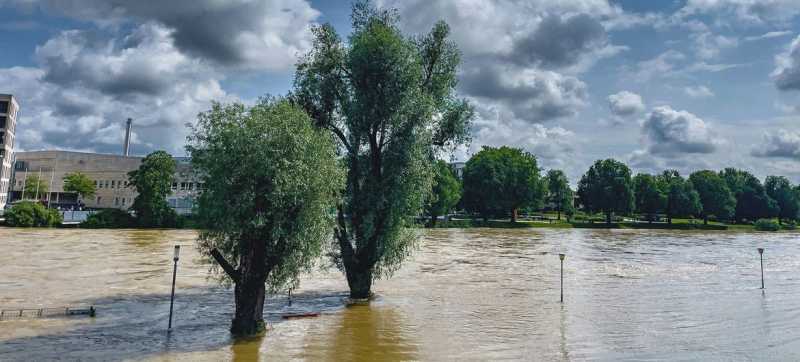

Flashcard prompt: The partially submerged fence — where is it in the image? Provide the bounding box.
[0,306,95,320]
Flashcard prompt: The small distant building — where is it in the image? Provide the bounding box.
[0,94,19,210]
[10,150,201,214]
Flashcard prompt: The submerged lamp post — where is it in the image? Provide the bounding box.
[559,253,565,303]
[168,245,180,331]
[758,247,764,289]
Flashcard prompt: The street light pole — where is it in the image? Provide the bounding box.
[559,253,565,303]
[168,245,180,331]
[758,248,764,289]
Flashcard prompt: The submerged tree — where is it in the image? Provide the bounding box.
[462,146,545,222]
[545,169,574,221]
[426,160,461,226]
[293,2,473,298]
[127,151,178,227]
[187,98,344,336]
[577,159,634,224]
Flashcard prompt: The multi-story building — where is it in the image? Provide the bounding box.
[0,94,18,210]
[10,150,201,214]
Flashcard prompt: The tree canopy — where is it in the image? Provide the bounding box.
[293,2,473,298]
[22,174,48,200]
[688,170,735,224]
[545,169,574,220]
[188,98,344,336]
[128,150,178,227]
[462,146,545,222]
[657,170,701,223]
[633,173,666,222]
[577,159,634,224]
[63,172,96,199]
[426,160,461,226]
[765,176,800,222]
[720,168,777,222]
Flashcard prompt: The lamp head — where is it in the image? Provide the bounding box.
[559,253,565,261]
[757,247,764,255]
[173,245,181,261]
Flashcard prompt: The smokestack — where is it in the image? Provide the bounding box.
[123,118,132,156]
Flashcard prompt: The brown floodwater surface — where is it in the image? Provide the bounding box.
[1,227,800,360]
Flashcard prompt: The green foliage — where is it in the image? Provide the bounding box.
[657,170,702,222]
[293,1,473,296]
[545,169,574,220]
[577,159,634,224]
[633,173,666,221]
[765,176,799,221]
[63,172,96,199]
[188,98,344,293]
[81,209,135,228]
[5,201,62,227]
[426,160,461,225]
[22,175,48,200]
[782,220,797,230]
[462,146,545,221]
[688,170,736,223]
[754,218,780,231]
[128,151,179,228]
[720,168,778,222]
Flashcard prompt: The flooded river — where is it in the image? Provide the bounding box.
[1,227,799,361]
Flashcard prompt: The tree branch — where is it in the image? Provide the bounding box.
[211,248,241,283]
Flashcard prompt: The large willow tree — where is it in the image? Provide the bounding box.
[293,2,472,298]
[187,98,344,335]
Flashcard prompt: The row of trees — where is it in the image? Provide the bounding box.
[578,159,800,225]
[424,148,800,227]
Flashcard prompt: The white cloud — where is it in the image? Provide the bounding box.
[773,35,800,91]
[608,91,645,117]
[684,85,715,98]
[642,106,723,156]
[692,31,738,60]
[745,30,793,41]
[751,130,800,158]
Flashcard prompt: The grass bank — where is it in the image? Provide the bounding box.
[430,218,761,231]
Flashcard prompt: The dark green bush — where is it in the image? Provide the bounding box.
[781,220,797,231]
[82,209,135,228]
[754,219,780,232]
[5,201,63,227]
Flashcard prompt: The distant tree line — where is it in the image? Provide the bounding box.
[426,148,800,226]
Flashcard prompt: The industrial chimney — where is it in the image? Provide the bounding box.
[123,118,132,156]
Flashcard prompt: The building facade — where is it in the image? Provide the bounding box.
[0,95,18,210]
[10,150,201,214]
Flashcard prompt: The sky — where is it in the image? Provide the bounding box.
[2,0,800,184]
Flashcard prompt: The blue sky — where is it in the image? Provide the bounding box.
[2,0,800,184]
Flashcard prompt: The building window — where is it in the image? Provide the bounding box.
[0,116,6,129]
[115,197,119,206]
[172,182,177,190]
[122,198,126,206]
[96,196,101,204]
[0,101,7,114]
[111,180,115,188]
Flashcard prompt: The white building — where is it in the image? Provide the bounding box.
[0,94,18,210]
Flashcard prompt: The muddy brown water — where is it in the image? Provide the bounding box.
[1,227,799,361]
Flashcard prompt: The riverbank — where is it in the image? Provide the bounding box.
[430,218,768,231]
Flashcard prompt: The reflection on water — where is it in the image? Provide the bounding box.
[2,227,800,360]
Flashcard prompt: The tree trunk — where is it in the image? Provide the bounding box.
[703,215,708,225]
[667,215,673,224]
[606,212,612,225]
[511,208,518,223]
[557,209,561,221]
[430,214,438,227]
[230,237,268,336]
[345,264,373,299]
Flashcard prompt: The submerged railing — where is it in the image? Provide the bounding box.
[0,306,95,320]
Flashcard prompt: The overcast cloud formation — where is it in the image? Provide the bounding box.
[2,0,800,182]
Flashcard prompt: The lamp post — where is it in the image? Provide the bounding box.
[559,253,565,303]
[168,245,180,331]
[757,248,764,289]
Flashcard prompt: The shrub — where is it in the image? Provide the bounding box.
[82,209,135,228]
[5,201,63,227]
[782,220,797,231]
[754,218,780,232]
